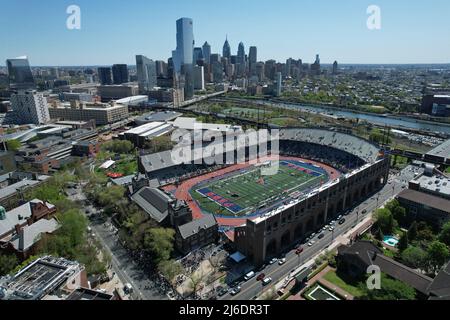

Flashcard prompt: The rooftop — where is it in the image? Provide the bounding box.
[177,214,218,239]
[412,173,450,199]
[0,256,84,300]
[66,287,114,300]
[136,111,182,124]
[172,117,243,132]
[8,218,60,251]
[0,199,55,237]
[397,189,450,213]
[427,138,450,159]
[131,187,173,223]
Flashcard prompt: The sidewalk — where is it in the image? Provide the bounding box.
[266,215,374,300]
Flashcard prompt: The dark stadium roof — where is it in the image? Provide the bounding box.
[139,128,381,174]
[279,128,380,163]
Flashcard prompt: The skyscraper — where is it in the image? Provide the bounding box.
[97,67,113,85]
[223,37,231,60]
[249,46,257,75]
[172,17,194,73]
[155,60,168,77]
[136,55,157,93]
[202,42,211,64]
[112,64,129,84]
[332,61,339,75]
[10,90,50,125]
[311,54,321,76]
[193,65,205,90]
[193,47,204,65]
[315,54,320,65]
[237,42,245,64]
[6,56,35,90]
[210,54,220,65]
[172,17,195,99]
[276,72,282,97]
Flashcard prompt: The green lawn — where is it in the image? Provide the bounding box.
[383,248,396,258]
[323,270,364,297]
[190,160,326,216]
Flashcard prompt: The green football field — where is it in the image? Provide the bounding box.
[191,161,327,216]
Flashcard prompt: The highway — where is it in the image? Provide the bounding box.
[221,164,422,300]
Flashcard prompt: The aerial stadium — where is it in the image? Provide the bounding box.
[139,127,390,265]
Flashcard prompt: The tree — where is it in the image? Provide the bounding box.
[397,232,408,252]
[0,253,18,276]
[101,140,134,154]
[427,241,450,274]
[416,222,436,242]
[401,246,428,270]
[374,208,395,235]
[144,228,176,263]
[6,139,21,152]
[359,273,416,300]
[37,210,107,277]
[439,222,450,246]
[407,221,418,242]
[158,260,184,284]
[187,271,205,297]
[374,227,385,241]
[385,200,406,226]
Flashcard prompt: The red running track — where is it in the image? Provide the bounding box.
[162,156,341,228]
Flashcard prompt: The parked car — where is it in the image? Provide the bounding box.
[230,286,241,295]
[257,264,266,272]
[278,258,287,265]
[339,218,346,225]
[124,283,133,294]
[337,215,343,220]
[257,273,266,281]
[262,277,273,286]
[329,226,335,232]
[244,271,255,281]
[269,258,278,265]
[318,233,325,239]
[217,287,228,297]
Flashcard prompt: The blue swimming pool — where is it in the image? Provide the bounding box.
[383,236,399,247]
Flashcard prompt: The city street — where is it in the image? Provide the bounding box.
[68,184,167,300]
[221,164,422,300]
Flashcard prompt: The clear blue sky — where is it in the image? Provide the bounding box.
[1,0,449,66]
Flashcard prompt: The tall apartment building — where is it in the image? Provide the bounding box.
[193,65,205,90]
[10,90,50,125]
[136,55,157,94]
[112,64,129,84]
[97,67,113,85]
[6,56,36,90]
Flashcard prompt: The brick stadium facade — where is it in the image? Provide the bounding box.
[234,158,389,266]
[139,128,390,265]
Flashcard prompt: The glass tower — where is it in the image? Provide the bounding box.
[6,56,35,90]
[136,55,157,93]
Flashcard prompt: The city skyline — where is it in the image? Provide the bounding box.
[1,0,450,66]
